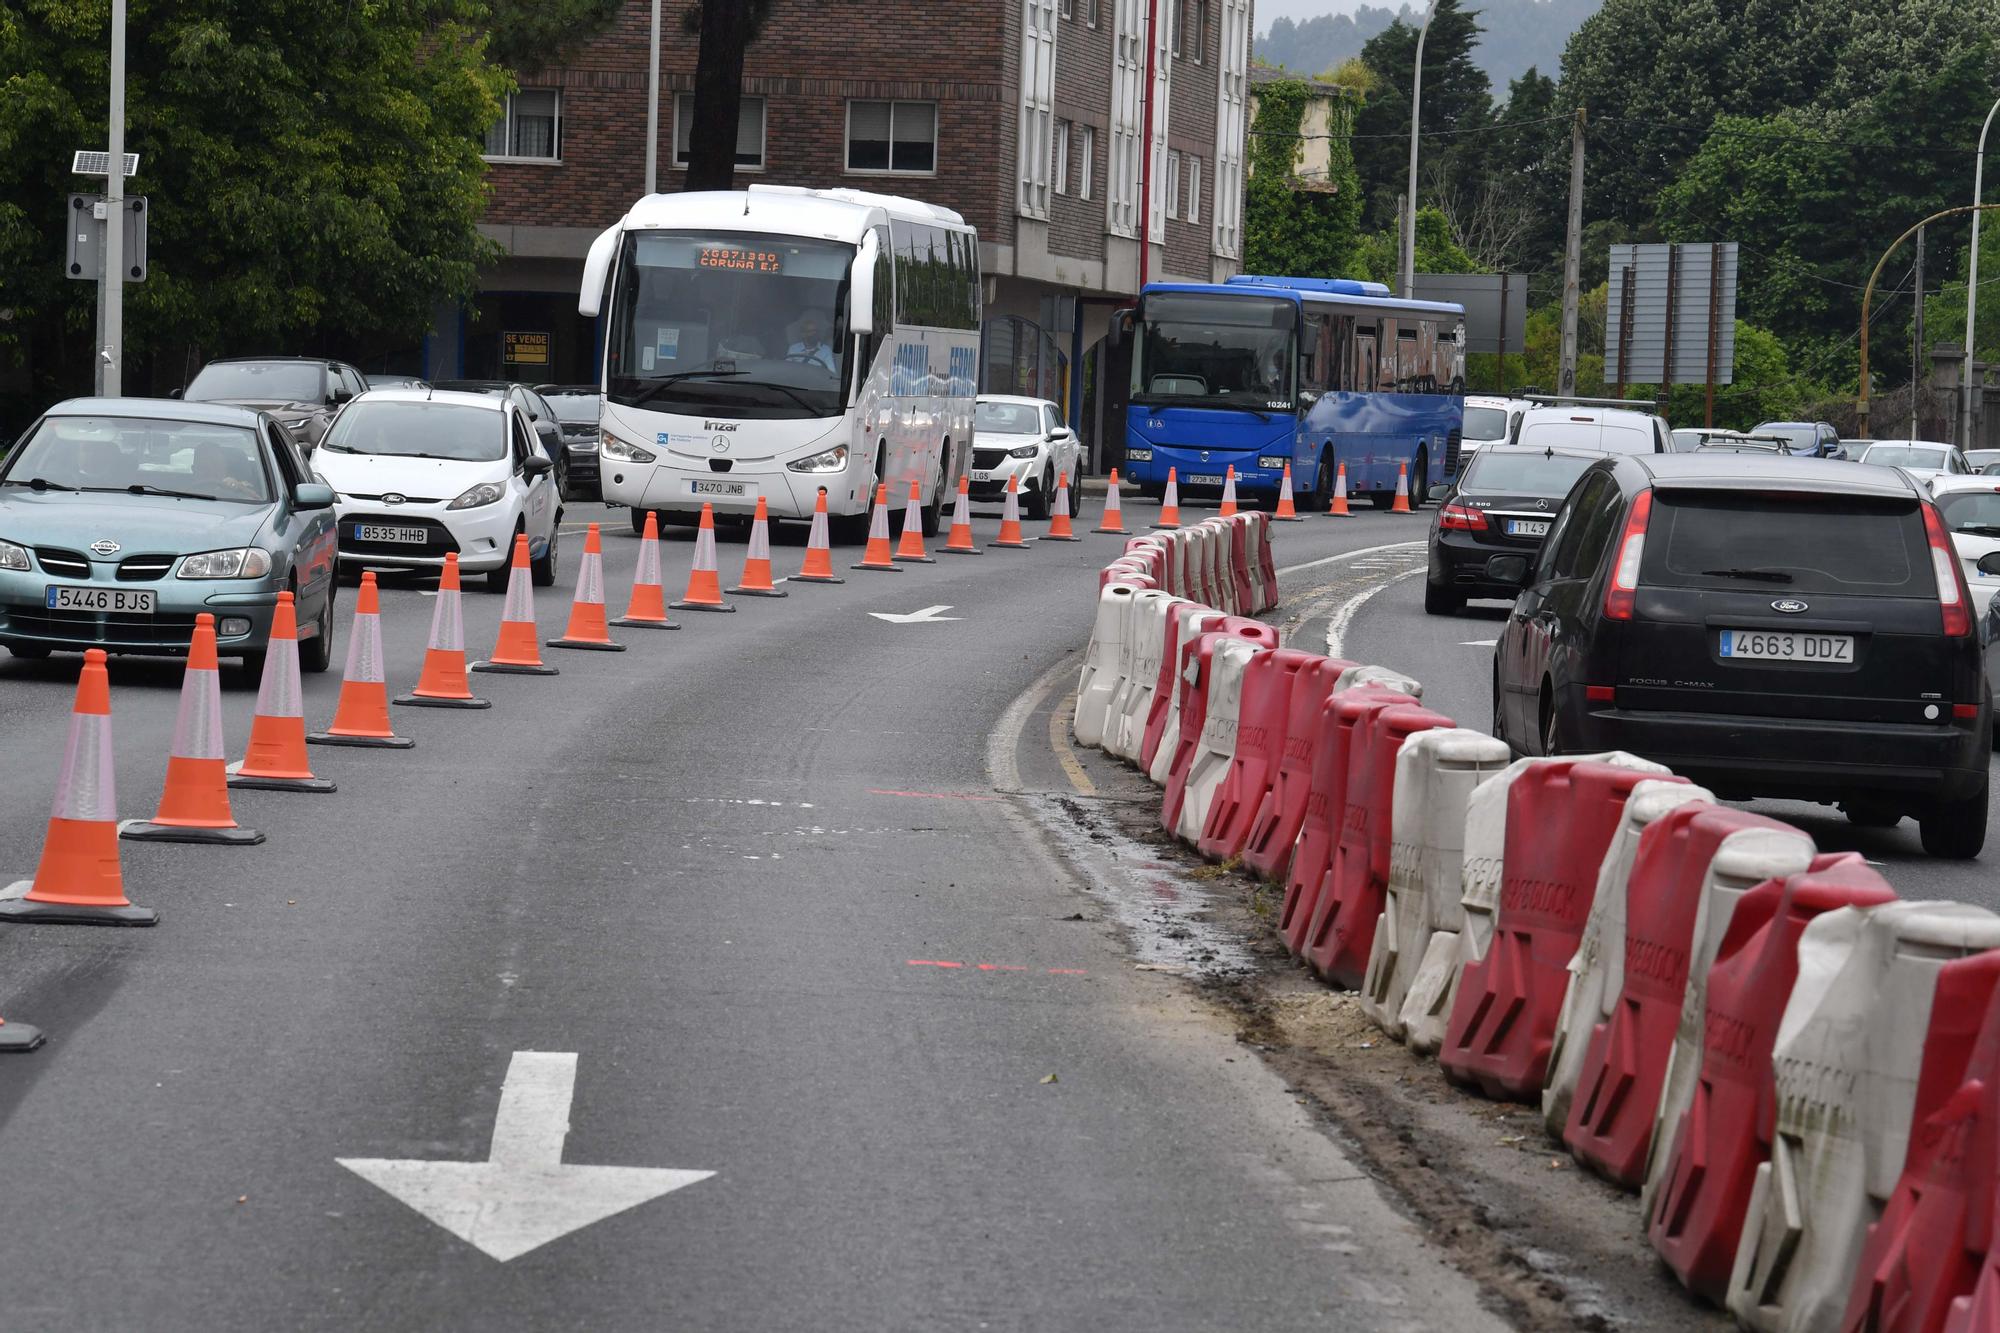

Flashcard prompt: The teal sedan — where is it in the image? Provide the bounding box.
[0,398,340,674]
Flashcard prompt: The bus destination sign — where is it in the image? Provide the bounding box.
[698,246,782,273]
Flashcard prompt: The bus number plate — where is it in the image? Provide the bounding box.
[1186,474,1225,487]
[691,480,748,497]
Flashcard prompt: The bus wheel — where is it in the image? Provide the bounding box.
[921,449,945,538]
[1308,450,1333,511]
[1411,449,1429,506]
[629,508,650,536]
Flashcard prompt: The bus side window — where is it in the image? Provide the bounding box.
[1396,325,1419,393]
[1329,315,1354,392]
[1301,314,1326,393]
[1379,319,1400,393]
[1355,324,1378,393]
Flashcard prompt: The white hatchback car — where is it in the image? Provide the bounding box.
[969,395,1085,519]
[1857,439,1974,488]
[1930,475,2000,615]
[313,389,563,590]
[1460,395,1530,458]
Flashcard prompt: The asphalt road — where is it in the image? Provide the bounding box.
[0,498,1501,1331]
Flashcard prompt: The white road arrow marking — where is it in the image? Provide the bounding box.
[869,604,962,624]
[338,1051,713,1262]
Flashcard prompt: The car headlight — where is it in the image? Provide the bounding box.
[177,547,273,580]
[0,538,28,572]
[1008,444,1041,459]
[601,431,656,464]
[448,482,505,510]
[787,444,849,473]
[1127,447,1153,462]
[1258,456,1289,470]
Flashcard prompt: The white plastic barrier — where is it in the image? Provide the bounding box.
[1173,639,1261,844]
[1359,727,1512,1040]
[1236,514,1268,613]
[1159,531,1191,600]
[1147,610,1229,786]
[1186,522,1222,612]
[1104,592,1188,764]
[1404,751,1670,1058]
[1074,583,1139,747]
[1540,779,1716,1137]
[1637,822,1817,1215]
[1725,901,2000,1333]
[1334,664,1424,696]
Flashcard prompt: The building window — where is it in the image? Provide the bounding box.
[1054,120,1071,195]
[1194,0,1209,62]
[1060,0,1073,15]
[483,90,561,161]
[847,100,938,174]
[1165,150,1182,219]
[1171,0,1183,56]
[1018,0,1059,218]
[673,94,767,170]
[1080,126,1096,200]
[1087,0,1100,24]
[1188,155,1202,223]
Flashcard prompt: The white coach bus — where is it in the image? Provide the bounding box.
[578,185,981,536]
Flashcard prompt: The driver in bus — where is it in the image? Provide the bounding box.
[787,313,836,373]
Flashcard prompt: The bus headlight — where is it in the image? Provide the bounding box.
[787,444,849,473]
[1126,447,1153,462]
[601,432,657,464]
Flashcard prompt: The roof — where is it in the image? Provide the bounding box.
[1465,395,1529,410]
[206,355,338,366]
[46,396,267,429]
[1632,452,1923,498]
[615,185,968,244]
[1145,279,1465,318]
[1859,439,1954,450]
[977,394,1055,408]
[355,389,505,411]
[1248,67,1357,97]
[1928,474,2000,495]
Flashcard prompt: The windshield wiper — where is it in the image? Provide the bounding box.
[1955,523,2000,537]
[1,477,77,492]
[315,442,357,453]
[730,380,822,414]
[82,483,221,502]
[625,369,746,410]
[1701,567,1795,583]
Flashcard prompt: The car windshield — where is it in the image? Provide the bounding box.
[541,391,600,424]
[186,361,325,404]
[1644,491,1929,596]
[1968,450,2000,471]
[1462,449,1596,496]
[975,402,1041,434]
[1863,444,1949,470]
[1463,406,1510,441]
[1670,430,1705,453]
[4,416,272,503]
[318,401,505,462]
[1936,489,2000,535]
[1132,293,1296,410]
[1517,419,1654,454]
[1756,424,1818,452]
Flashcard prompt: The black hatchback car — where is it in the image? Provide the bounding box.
[1425,445,1603,613]
[1488,453,1990,857]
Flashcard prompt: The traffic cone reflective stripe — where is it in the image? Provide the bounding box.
[942,475,982,555]
[230,592,337,791]
[1329,461,1352,517]
[728,495,789,596]
[396,554,492,705]
[1273,463,1302,520]
[613,510,679,628]
[894,479,935,562]
[1219,465,1239,518]
[1391,461,1412,513]
[1095,468,1127,534]
[549,524,627,649]
[795,488,846,584]
[312,573,421,742]
[1045,470,1080,540]
[0,649,157,926]
[853,484,904,571]
[1152,467,1181,529]
[122,614,263,845]
[473,536,563,671]
[673,503,739,609]
[990,473,1031,548]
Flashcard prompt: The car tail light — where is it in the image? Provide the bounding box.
[1921,500,1973,637]
[1586,685,1616,703]
[1602,489,1654,621]
[1954,703,1981,720]
[1438,502,1487,532]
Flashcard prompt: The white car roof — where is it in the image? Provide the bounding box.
[977,394,1055,409]
[354,388,507,411]
[1464,395,1529,411]
[1924,474,1998,495]
[614,185,968,246]
[1518,404,1662,427]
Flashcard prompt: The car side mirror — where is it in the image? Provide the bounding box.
[1426,482,1453,502]
[330,389,353,405]
[1485,553,1532,587]
[293,482,336,510]
[167,387,184,400]
[523,454,554,478]
[1979,552,2000,577]
[1050,426,1074,441]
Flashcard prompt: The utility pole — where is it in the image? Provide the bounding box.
[1399,0,1439,299]
[1964,95,1999,449]
[97,0,127,397]
[1557,107,1585,399]
[1912,223,1926,439]
[1137,0,1161,288]
[644,0,661,194]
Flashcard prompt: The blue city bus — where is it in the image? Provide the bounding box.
[1110,275,1466,510]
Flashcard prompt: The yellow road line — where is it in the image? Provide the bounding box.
[1049,692,1098,796]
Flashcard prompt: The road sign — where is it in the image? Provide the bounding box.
[503,331,550,366]
[337,1051,714,1262]
[1411,273,1528,356]
[1604,243,1738,386]
[65,195,147,283]
[869,605,961,623]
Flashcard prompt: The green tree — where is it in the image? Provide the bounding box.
[1924,222,2000,368]
[484,0,623,71]
[1243,78,1364,278]
[1349,205,1480,287]
[1350,0,1493,231]
[682,0,776,192]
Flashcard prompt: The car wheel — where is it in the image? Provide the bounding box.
[299,581,336,673]
[1028,468,1053,520]
[1492,668,1511,752]
[488,531,520,592]
[1921,778,1989,859]
[1539,687,1564,757]
[531,525,559,587]
[7,643,51,661]
[1423,578,1463,616]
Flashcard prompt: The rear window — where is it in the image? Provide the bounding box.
[1642,491,1932,597]
[1936,488,2000,536]
[1462,449,1596,496]
[1518,419,1654,454]
[1863,444,1948,470]
[1463,406,1509,441]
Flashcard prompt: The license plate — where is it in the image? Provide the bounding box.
[1504,519,1551,537]
[355,524,428,545]
[1718,629,1855,663]
[1186,474,1226,487]
[971,470,993,482]
[46,585,156,613]
[690,480,748,497]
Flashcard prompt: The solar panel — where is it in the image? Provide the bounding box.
[71,151,139,177]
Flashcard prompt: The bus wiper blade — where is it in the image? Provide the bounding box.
[625,370,746,410]
[732,380,820,413]
[2,477,78,491]
[1700,567,1794,583]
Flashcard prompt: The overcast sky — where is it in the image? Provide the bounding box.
[1257,0,1381,28]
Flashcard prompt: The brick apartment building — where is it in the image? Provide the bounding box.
[422,0,1252,447]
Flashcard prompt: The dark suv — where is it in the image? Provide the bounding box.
[1489,453,1989,857]
[183,356,368,452]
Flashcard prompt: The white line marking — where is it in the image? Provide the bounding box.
[1275,540,1425,579]
[1461,639,1498,647]
[869,604,961,624]
[1326,568,1425,660]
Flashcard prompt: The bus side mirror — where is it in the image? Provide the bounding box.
[849,231,878,337]
[1107,308,1133,352]
[578,223,619,318]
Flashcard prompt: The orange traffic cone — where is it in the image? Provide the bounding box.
[673,503,738,610]
[729,495,789,596]
[472,535,562,672]
[0,1013,43,1052]
[1152,467,1181,530]
[1095,468,1127,534]
[1329,461,1352,517]
[549,524,626,650]
[990,473,1032,549]
[795,488,846,584]
[1045,470,1081,541]
[613,510,679,629]
[941,475,982,555]
[894,479,935,563]
[1219,465,1239,518]
[0,649,157,926]
[1273,463,1302,520]
[122,614,263,846]
[852,483,904,572]
[1391,461,1413,513]
[311,573,420,744]
[230,591,338,792]
[395,554,491,706]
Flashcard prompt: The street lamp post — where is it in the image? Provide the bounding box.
[97,0,127,397]
[1399,0,1439,300]
[644,0,662,194]
[1962,94,2000,449]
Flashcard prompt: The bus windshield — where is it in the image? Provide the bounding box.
[606,230,853,419]
[1132,293,1296,412]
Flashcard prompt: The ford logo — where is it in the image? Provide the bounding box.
[382,493,406,506]
[90,538,120,556]
[1771,598,1809,614]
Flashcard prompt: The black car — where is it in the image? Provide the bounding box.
[1424,446,1602,614]
[536,384,602,498]
[430,380,571,499]
[183,356,369,452]
[1489,453,1989,858]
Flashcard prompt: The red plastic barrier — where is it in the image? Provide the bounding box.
[1562,805,1804,1184]
[1281,688,1414,960]
[1118,544,1167,587]
[1946,1190,2000,1332]
[1199,648,1322,862]
[1241,656,1356,881]
[1842,953,2000,1332]
[1649,854,1895,1302]
[1160,619,1279,833]
[1440,761,1682,1100]
[1140,603,1217,771]
[1255,512,1278,611]
[1098,562,1155,592]
[1302,703,1455,988]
